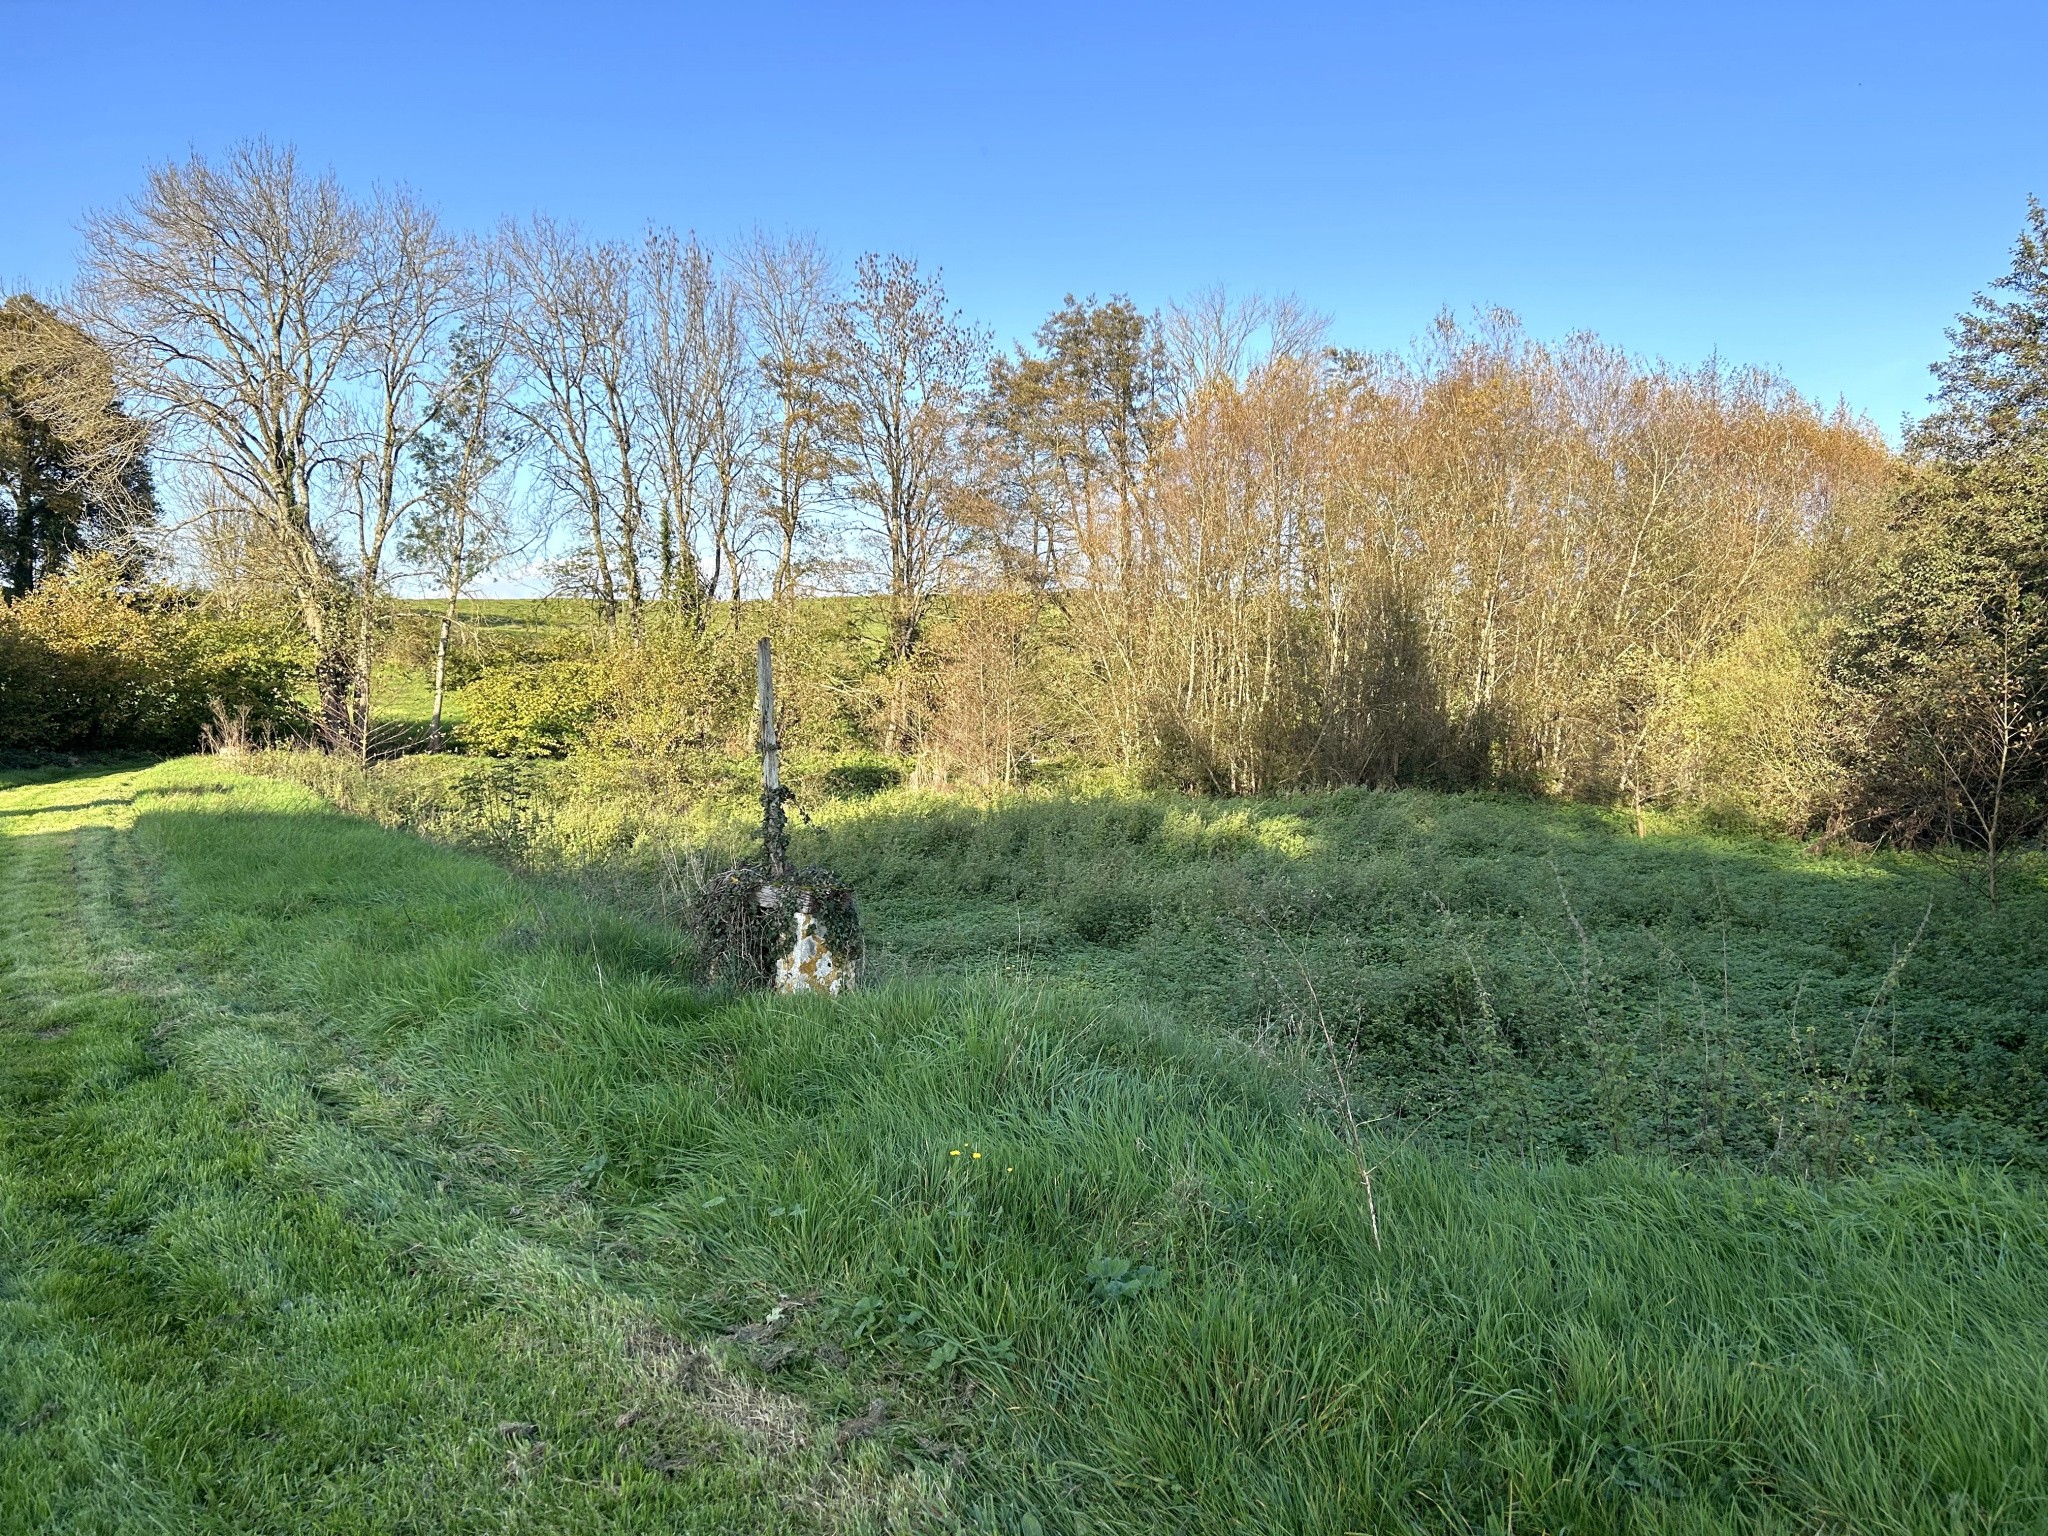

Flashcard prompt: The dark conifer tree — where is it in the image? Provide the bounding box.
[1841,201,2048,892]
[0,295,155,598]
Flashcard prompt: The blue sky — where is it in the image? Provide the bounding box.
[5,0,2044,437]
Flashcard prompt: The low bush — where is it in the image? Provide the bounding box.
[0,558,305,753]
[818,758,903,798]
[456,660,605,757]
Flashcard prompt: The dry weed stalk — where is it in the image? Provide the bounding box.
[1262,917,1381,1249]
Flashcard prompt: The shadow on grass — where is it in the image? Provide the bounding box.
[0,795,140,819]
[771,785,2048,1175]
[27,774,2048,1536]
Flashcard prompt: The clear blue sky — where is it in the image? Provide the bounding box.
[5,0,2044,436]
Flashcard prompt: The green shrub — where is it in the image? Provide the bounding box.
[819,759,903,798]
[1060,881,1153,945]
[456,661,604,757]
[0,559,305,753]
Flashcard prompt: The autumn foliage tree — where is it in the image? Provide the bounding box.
[975,298,1889,808]
[0,295,154,597]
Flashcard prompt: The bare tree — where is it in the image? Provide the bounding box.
[639,229,759,619]
[404,313,526,750]
[825,253,986,748]
[701,271,761,619]
[500,219,648,625]
[638,227,713,611]
[736,232,837,603]
[77,140,374,744]
[1918,581,2048,905]
[830,254,985,641]
[339,192,469,754]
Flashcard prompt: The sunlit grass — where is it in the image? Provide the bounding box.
[3,760,2045,1531]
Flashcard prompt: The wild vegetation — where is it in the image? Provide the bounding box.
[257,744,2048,1180]
[0,557,301,754]
[5,763,2045,1535]
[2,141,2046,1533]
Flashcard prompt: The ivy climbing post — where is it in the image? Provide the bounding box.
[758,637,791,876]
[691,638,864,993]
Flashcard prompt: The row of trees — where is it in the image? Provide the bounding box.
[14,140,2044,878]
[967,300,1893,813]
[65,142,990,753]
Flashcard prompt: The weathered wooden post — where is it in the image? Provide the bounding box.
[692,638,863,992]
[757,637,790,878]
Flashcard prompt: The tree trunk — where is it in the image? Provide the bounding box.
[429,592,457,751]
[658,500,675,606]
[9,462,35,596]
[303,591,358,754]
[353,584,378,760]
[314,643,357,753]
[585,490,617,624]
[774,520,796,603]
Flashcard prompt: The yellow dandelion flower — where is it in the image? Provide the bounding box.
[972,1151,983,1159]
[950,1149,960,1156]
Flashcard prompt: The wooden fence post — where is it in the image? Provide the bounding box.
[758,637,790,877]
[694,637,861,992]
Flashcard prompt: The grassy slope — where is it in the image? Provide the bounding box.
[2,762,2046,1533]
[370,598,601,741]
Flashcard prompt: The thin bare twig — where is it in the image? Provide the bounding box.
[1260,915,1380,1249]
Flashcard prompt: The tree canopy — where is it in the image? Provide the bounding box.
[0,294,155,598]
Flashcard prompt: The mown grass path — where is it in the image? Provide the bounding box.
[3,761,2047,1534]
[0,766,875,1534]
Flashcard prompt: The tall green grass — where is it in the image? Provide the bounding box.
[261,751,2048,1177]
[5,761,2045,1532]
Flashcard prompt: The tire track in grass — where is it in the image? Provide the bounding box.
[0,767,935,1534]
[0,772,182,1532]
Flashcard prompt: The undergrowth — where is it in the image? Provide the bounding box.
[255,748,2048,1178]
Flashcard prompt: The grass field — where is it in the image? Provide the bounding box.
[272,750,2048,1177]
[365,598,599,744]
[4,760,2047,1533]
